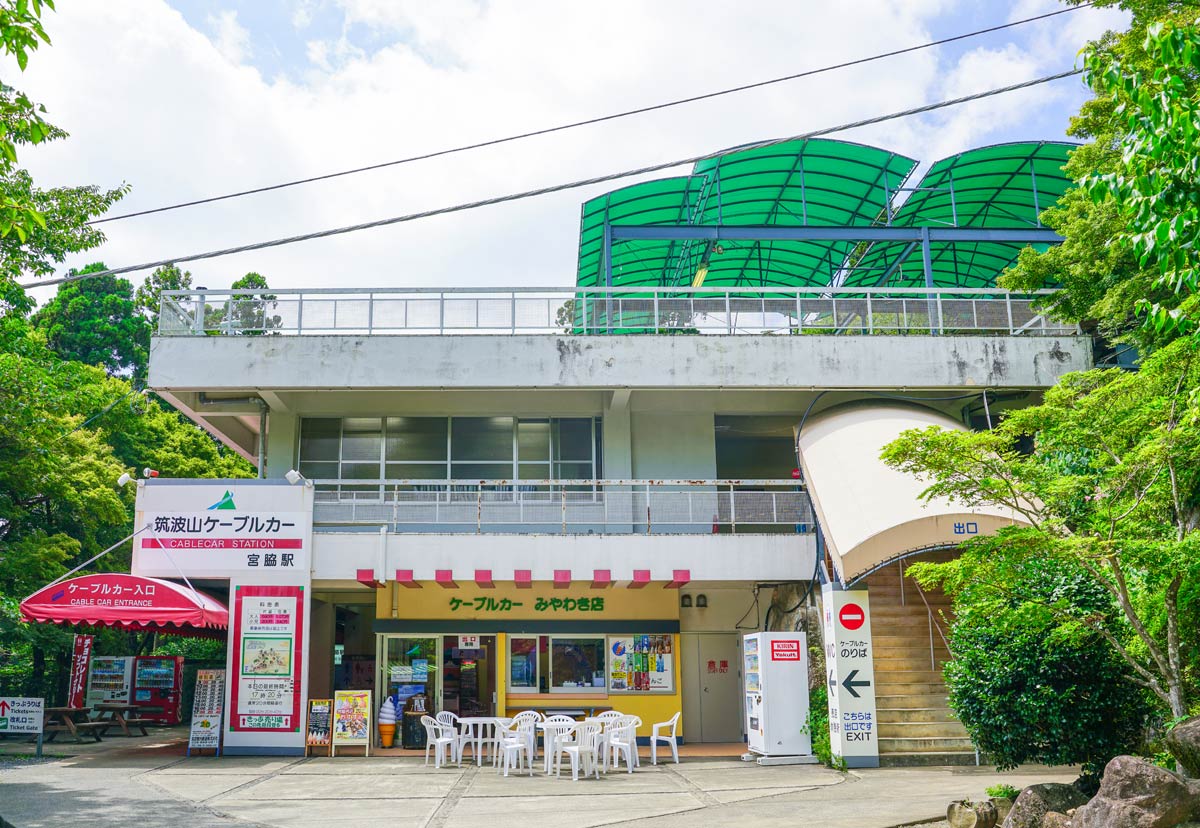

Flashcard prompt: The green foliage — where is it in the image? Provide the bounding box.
[986,784,1020,801]
[803,683,844,771]
[913,552,1148,779]
[885,338,1200,719]
[1083,14,1200,338]
[133,263,192,331]
[31,263,150,375]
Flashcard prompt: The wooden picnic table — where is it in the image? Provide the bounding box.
[43,706,104,743]
[93,702,150,737]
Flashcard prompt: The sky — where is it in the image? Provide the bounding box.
[14,0,1129,304]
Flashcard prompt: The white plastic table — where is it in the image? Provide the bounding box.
[457,716,508,766]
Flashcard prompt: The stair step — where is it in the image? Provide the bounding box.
[877,694,951,710]
[873,669,945,682]
[878,721,969,739]
[876,707,957,724]
[879,751,979,767]
[879,736,975,752]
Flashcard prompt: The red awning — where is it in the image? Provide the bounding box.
[20,573,228,638]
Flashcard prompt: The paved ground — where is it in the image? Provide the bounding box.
[0,736,1076,828]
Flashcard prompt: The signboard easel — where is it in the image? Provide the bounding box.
[187,669,226,756]
[331,690,371,757]
[305,699,332,757]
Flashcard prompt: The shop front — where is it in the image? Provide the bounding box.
[373,583,682,739]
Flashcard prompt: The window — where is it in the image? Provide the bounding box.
[299,417,602,485]
[550,636,606,692]
[508,636,541,691]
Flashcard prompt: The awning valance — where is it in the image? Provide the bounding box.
[20,573,228,638]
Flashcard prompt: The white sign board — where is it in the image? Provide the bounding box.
[821,584,879,768]
[189,669,226,753]
[133,481,313,578]
[0,697,44,734]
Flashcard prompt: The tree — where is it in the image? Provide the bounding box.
[31,263,150,375]
[208,272,280,335]
[134,263,192,332]
[883,337,1200,719]
[1001,2,1200,351]
[911,552,1148,780]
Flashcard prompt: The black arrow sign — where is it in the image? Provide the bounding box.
[841,669,872,698]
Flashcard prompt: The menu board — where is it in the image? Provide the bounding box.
[305,698,332,755]
[188,669,226,754]
[229,585,305,732]
[331,689,371,757]
[608,634,675,693]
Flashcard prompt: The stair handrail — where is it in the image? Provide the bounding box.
[911,577,952,668]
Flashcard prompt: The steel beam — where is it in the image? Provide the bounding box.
[608,225,1063,244]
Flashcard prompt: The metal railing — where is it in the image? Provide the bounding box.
[158,286,1076,337]
[311,478,814,535]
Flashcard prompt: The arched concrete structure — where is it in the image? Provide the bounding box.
[796,403,1028,582]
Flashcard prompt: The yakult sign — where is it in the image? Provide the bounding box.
[133,481,312,579]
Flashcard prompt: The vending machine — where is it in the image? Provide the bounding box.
[131,656,184,724]
[742,632,812,764]
[85,656,134,708]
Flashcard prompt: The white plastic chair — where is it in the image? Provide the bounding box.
[541,721,576,774]
[435,711,473,766]
[496,718,535,777]
[510,710,541,763]
[608,715,642,773]
[421,715,456,768]
[558,721,602,781]
[650,712,680,765]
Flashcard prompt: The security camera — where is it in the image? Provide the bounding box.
[117,472,134,487]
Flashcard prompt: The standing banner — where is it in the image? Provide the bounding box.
[331,690,371,757]
[67,634,94,709]
[188,669,226,755]
[821,583,879,769]
[305,699,332,756]
[230,585,305,733]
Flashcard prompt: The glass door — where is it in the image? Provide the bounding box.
[441,635,496,717]
[380,636,440,711]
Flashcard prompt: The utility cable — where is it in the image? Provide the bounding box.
[86,4,1093,226]
[22,69,1083,290]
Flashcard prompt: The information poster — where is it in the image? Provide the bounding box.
[230,585,305,732]
[188,669,226,753]
[608,634,675,693]
[306,699,332,755]
[67,634,94,709]
[331,690,371,757]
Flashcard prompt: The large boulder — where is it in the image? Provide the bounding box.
[1041,814,1072,828]
[1165,717,1200,779]
[1003,784,1090,828]
[1073,755,1194,828]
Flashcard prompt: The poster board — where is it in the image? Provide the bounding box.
[0,697,43,735]
[188,669,226,755]
[305,699,332,756]
[230,584,305,733]
[331,690,371,757]
[608,634,675,693]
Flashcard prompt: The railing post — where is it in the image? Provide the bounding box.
[193,291,206,334]
[653,290,660,335]
[1006,294,1014,335]
[729,483,736,534]
[866,291,873,335]
[561,486,567,535]
[725,292,732,334]
[795,291,802,334]
[296,293,303,335]
[936,292,944,334]
[439,291,446,335]
[581,291,589,333]
[367,291,375,334]
[476,484,482,534]
[645,483,652,535]
[511,292,517,334]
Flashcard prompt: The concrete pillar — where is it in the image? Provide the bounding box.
[602,393,633,478]
[265,412,299,479]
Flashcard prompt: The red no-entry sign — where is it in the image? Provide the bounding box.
[839,603,866,631]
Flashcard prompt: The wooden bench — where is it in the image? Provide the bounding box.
[45,721,105,743]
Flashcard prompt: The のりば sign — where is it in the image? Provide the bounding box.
[133,481,313,578]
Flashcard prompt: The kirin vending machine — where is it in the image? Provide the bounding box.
[132,656,184,724]
[742,632,813,765]
[85,656,134,708]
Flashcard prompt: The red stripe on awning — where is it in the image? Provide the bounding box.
[356,569,385,589]
[436,570,458,589]
[20,573,227,638]
[514,570,532,588]
[591,570,613,589]
[628,570,651,589]
[553,570,571,589]
[665,569,691,589]
[396,569,421,589]
[475,570,494,589]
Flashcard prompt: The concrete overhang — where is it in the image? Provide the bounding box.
[150,333,1092,393]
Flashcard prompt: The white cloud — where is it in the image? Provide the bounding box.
[207,9,251,65]
[10,0,1129,306]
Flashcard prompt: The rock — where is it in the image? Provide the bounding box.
[1003,784,1090,828]
[1073,755,1194,828]
[990,797,1014,824]
[1165,717,1200,778]
[1041,813,1071,828]
[948,799,998,828]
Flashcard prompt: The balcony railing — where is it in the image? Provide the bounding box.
[158,286,1075,337]
[311,479,813,535]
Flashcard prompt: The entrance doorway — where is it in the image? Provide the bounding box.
[681,633,744,742]
[377,634,497,716]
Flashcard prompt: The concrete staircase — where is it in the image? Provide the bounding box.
[865,560,976,766]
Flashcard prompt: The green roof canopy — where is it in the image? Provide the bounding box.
[576,139,1074,291]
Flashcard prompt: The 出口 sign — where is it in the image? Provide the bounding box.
[133,482,312,579]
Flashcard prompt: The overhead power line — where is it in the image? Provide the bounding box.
[25,69,1083,290]
[87,4,1093,226]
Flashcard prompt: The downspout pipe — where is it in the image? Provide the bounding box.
[197,393,269,478]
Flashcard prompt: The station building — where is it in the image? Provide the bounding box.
[135,138,1092,761]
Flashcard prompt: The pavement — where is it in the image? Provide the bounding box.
[0,734,1077,828]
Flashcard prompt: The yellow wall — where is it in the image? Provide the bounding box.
[376,583,683,739]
